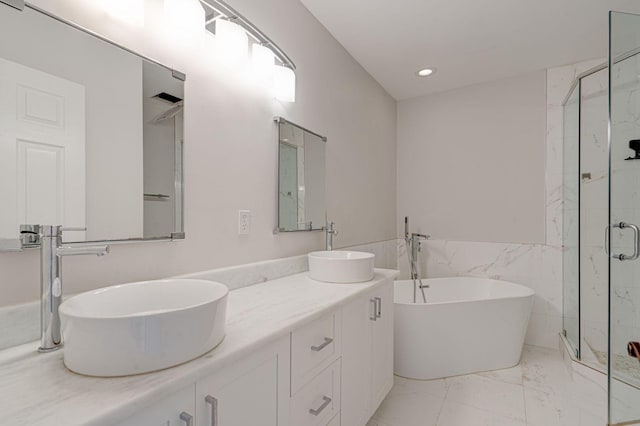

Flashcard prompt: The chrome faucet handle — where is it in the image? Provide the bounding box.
[411,233,430,240]
[60,226,87,232]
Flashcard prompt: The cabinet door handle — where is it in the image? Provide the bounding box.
[375,296,382,318]
[370,298,377,321]
[179,412,193,426]
[310,337,333,352]
[309,396,332,416]
[205,395,218,426]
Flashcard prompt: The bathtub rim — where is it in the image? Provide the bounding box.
[394,276,535,307]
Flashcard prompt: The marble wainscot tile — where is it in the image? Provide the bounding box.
[0,255,309,352]
[395,238,563,348]
[177,254,308,291]
[0,300,40,351]
[421,239,539,284]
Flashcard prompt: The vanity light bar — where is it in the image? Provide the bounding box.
[199,0,296,70]
[0,0,24,11]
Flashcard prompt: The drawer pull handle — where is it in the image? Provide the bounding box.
[370,298,377,321]
[375,296,382,318]
[311,337,333,352]
[180,412,194,426]
[309,396,332,416]
[205,395,218,426]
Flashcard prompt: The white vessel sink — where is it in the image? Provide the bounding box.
[59,279,228,377]
[308,251,375,283]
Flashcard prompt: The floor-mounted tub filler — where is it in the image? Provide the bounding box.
[394,277,534,380]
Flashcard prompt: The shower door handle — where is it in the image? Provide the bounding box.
[610,222,640,261]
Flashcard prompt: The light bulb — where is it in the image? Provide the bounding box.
[251,44,275,87]
[274,65,296,102]
[164,0,205,36]
[416,68,436,77]
[216,19,249,66]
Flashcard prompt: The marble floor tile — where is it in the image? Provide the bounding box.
[521,346,571,395]
[524,386,563,426]
[366,418,393,426]
[390,375,449,398]
[369,345,605,426]
[444,374,526,421]
[477,364,523,386]
[437,399,526,426]
[371,392,445,426]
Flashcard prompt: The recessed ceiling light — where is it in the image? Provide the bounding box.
[416,68,435,77]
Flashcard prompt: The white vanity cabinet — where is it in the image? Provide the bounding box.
[369,284,394,409]
[115,385,196,426]
[112,277,394,426]
[341,281,394,425]
[194,336,290,426]
[289,311,342,426]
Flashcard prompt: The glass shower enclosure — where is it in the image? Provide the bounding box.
[562,64,609,370]
[609,11,640,424]
[563,10,640,425]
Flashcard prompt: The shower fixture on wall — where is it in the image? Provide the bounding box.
[625,139,640,160]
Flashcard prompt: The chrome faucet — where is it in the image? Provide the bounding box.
[403,217,430,303]
[23,225,110,352]
[410,233,430,280]
[325,221,338,251]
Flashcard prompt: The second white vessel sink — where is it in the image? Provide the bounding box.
[308,251,375,283]
[59,279,228,377]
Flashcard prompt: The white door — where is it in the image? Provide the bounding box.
[0,58,85,241]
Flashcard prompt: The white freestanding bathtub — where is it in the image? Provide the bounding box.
[394,277,534,380]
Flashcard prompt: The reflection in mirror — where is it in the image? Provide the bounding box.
[277,118,326,232]
[0,5,184,247]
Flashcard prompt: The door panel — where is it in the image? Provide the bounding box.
[609,11,640,425]
[370,285,394,410]
[0,57,85,240]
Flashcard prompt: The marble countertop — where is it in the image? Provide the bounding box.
[0,268,398,426]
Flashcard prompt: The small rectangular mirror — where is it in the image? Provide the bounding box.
[276,117,326,232]
[0,4,185,247]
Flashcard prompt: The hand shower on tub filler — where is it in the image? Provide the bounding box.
[404,216,430,303]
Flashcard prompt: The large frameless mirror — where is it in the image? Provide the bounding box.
[0,4,185,248]
[276,117,326,232]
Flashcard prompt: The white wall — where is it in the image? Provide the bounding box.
[397,71,546,244]
[396,69,568,348]
[0,0,397,307]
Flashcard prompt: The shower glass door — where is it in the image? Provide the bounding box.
[563,83,580,357]
[609,11,640,425]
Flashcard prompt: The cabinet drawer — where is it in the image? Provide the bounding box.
[291,359,341,426]
[115,385,195,426]
[291,311,339,393]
